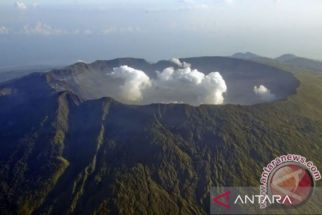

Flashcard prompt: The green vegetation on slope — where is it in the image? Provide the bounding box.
[0,62,322,215]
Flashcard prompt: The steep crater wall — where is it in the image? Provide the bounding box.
[1,57,300,106]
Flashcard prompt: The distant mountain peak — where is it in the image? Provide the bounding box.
[276,54,298,61]
[231,52,262,60]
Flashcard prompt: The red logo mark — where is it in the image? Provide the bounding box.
[212,191,231,209]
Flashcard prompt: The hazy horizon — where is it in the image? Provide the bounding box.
[1,0,322,67]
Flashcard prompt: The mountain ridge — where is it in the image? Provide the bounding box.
[232,52,322,74]
[0,56,299,106]
[0,56,321,215]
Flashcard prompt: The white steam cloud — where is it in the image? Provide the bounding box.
[106,63,227,106]
[170,58,191,68]
[107,66,151,103]
[253,85,275,101]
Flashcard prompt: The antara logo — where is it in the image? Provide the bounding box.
[212,191,292,209]
[234,195,292,205]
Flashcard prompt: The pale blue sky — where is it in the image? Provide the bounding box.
[1,0,322,67]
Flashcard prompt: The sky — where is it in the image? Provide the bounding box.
[0,0,322,68]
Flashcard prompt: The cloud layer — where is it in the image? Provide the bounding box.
[4,22,141,36]
[15,1,27,10]
[0,26,9,34]
[106,60,227,106]
[23,22,65,35]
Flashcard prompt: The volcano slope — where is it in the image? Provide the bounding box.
[0,57,321,215]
